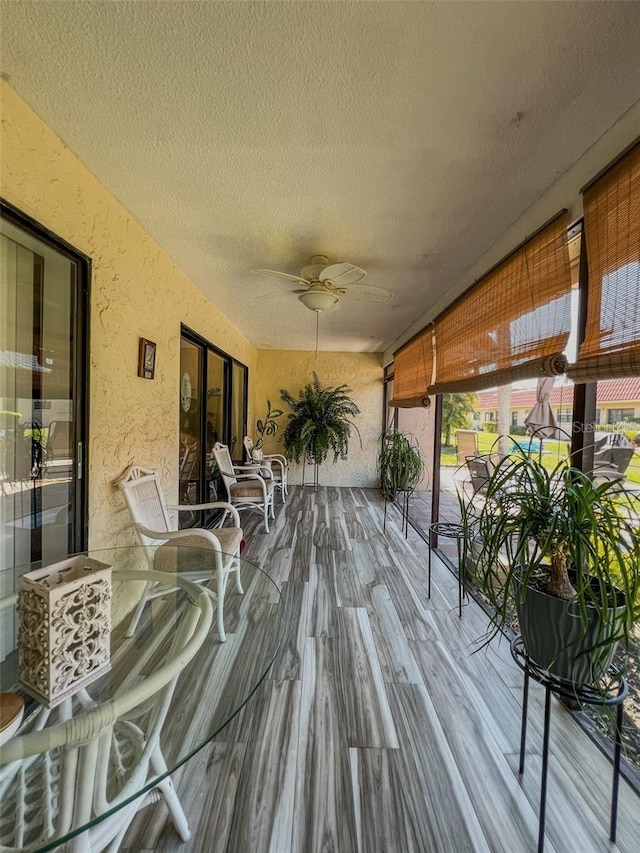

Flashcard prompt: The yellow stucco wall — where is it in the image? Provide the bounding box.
[0,81,257,547]
[255,351,384,486]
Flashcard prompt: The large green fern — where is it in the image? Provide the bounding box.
[280,373,361,465]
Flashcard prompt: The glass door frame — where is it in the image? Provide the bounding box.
[0,199,90,554]
[180,325,248,507]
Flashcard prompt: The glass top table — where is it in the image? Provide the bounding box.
[0,546,284,852]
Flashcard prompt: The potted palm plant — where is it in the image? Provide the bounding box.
[461,447,640,686]
[279,373,361,475]
[377,430,424,500]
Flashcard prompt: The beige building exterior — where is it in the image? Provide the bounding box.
[477,378,640,431]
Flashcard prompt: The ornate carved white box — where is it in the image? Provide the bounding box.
[17,557,112,707]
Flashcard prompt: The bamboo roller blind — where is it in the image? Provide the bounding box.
[568,142,640,382]
[389,326,433,407]
[429,214,572,394]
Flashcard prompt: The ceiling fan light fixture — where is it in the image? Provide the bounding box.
[298,290,339,312]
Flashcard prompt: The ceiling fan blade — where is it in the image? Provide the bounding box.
[319,263,367,287]
[254,288,307,302]
[342,283,392,304]
[253,268,309,285]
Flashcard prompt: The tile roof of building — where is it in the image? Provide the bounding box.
[477,377,640,409]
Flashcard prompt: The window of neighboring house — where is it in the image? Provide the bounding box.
[510,411,518,426]
[595,409,601,424]
[607,408,635,423]
[557,408,573,422]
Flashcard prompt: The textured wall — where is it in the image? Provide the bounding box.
[0,82,257,547]
[255,351,384,487]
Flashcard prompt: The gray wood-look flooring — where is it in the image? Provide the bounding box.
[122,486,640,853]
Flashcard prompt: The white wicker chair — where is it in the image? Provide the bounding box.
[243,435,289,504]
[212,442,275,532]
[0,573,212,853]
[117,465,243,641]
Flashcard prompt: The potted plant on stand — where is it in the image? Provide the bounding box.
[377,429,424,535]
[377,429,424,500]
[280,372,361,489]
[461,447,640,687]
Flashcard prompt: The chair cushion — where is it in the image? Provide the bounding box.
[229,481,274,499]
[154,529,243,573]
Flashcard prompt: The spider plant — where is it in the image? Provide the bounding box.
[461,447,640,684]
[377,430,424,500]
[280,372,361,465]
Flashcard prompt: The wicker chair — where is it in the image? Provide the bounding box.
[243,435,288,503]
[117,465,243,641]
[0,574,211,853]
[212,442,275,532]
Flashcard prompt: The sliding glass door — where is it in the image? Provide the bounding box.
[179,327,247,525]
[1,203,89,660]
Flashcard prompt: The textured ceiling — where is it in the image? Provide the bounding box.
[2,1,640,352]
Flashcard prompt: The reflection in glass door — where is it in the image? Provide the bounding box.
[1,204,88,658]
[231,361,247,462]
[179,339,202,507]
[179,328,247,527]
[206,351,226,503]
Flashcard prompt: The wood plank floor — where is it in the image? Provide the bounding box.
[122,486,640,853]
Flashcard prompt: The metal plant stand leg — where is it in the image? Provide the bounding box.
[382,489,412,537]
[302,460,320,490]
[511,635,628,853]
[427,522,466,616]
[537,685,552,853]
[402,489,410,538]
[455,535,465,617]
[610,700,623,843]
[518,669,530,775]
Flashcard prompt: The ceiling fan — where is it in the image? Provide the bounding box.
[252,255,393,313]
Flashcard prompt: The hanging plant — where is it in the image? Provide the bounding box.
[280,372,361,465]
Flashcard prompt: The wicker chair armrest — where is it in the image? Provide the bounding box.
[134,524,224,550]
[169,501,240,526]
[263,453,287,466]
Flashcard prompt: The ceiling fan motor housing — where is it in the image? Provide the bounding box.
[298,288,340,312]
[301,255,331,281]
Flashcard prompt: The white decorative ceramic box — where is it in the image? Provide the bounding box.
[17,556,112,707]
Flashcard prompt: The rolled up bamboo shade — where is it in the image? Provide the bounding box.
[568,142,640,383]
[389,326,433,408]
[429,213,572,395]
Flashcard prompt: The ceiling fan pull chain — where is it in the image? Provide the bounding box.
[315,311,319,356]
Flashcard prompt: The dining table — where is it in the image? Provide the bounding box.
[0,545,284,852]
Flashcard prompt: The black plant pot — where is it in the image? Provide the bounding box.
[513,570,626,686]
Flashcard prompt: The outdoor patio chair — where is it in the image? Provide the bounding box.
[117,465,243,641]
[593,446,635,484]
[243,435,289,503]
[465,454,495,497]
[456,429,478,466]
[212,441,275,532]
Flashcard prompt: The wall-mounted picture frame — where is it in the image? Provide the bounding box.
[138,338,157,380]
